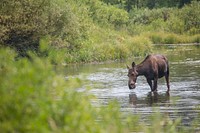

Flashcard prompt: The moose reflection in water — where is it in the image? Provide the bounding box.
[129,92,170,106]
[127,54,170,92]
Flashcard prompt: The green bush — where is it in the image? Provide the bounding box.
[88,0,129,28]
[163,34,177,44]
[0,0,50,53]
[128,8,171,25]
[179,1,200,34]
[128,2,200,36]
[0,48,133,132]
[166,12,185,34]
[0,0,91,56]
[194,35,200,43]
[150,34,163,44]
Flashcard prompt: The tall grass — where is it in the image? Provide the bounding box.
[145,32,200,44]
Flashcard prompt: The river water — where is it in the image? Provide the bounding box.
[64,45,200,130]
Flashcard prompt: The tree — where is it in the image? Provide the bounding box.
[179,0,192,8]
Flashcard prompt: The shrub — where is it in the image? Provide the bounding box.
[127,35,152,56]
[150,33,164,44]
[88,0,129,28]
[0,0,91,57]
[166,12,185,34]
[0,48,131,132]
[194,35,200,43]
[163,34,178,44]
[128,8,171,25]
[179,1,200,34]
[0,0,50,54]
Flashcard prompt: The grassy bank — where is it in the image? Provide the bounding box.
[145,32,200,44]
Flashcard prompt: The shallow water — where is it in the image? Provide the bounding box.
[64,45,200,129]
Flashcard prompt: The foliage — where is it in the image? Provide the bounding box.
[129,8,170,25]
[88,0,129,28]
[0,0,49,56]
[101,0,193,10]
[0,0,200,64]
[0,48,130,132]
[165,12,185,34]
[179,1,200,34]
[146,32,200,44]
[128,1,200,36]
[0,0,91,56]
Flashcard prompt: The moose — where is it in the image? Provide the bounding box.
[127,54,170,92]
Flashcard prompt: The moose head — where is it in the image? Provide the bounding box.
[127,62,138,89]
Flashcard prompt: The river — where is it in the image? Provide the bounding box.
[63,45,200,130]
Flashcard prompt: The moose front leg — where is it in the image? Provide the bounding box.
[146,78,153,91]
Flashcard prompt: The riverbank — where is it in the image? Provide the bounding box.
[153,43,200,46]
[46,33,200,65]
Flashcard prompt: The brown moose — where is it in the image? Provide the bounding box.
[127,54,170,92]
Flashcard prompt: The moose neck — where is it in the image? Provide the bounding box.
[136,63,146,76]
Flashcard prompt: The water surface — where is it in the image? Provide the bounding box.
[64,45,200,129]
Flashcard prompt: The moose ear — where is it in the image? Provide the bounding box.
[132,62,136,68]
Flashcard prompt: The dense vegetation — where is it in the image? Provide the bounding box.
[102,0,193,10]
[1,0,200,132]
[1,0,200,63]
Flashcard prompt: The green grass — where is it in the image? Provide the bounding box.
[145,32,200,44]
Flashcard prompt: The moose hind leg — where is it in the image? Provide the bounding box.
[153,78,158,92]
[165,73,170,92]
